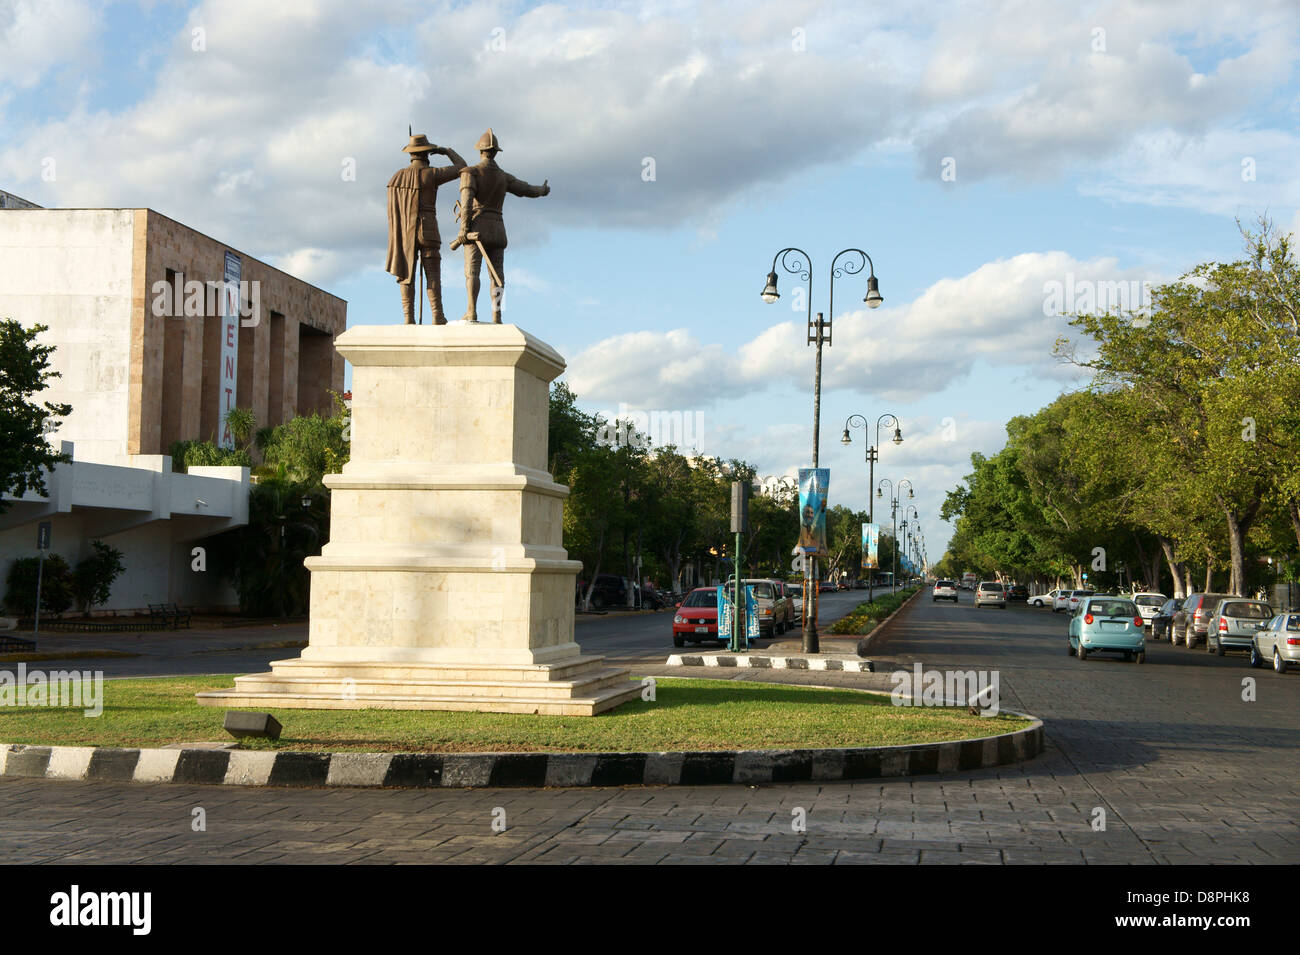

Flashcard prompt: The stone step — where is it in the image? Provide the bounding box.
[228,666,635,702]
[264,655,610,684]
[195,679,642,717]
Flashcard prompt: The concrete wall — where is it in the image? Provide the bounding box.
[0,449,249,614]
[0,209,136,465]
[132,209,347,455]
[0,206,348,465]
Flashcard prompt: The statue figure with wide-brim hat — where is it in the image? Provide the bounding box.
[386,132,467,324]
[451,128,550,323]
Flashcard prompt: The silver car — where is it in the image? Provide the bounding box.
[1250,611,1300,672]
[975,581,1006,609]
[1206,599,1272,657]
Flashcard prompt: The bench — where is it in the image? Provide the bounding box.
[148,603,192,629]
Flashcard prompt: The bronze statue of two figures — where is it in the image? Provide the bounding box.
[386,128,550,325]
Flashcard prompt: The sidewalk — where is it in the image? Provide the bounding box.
[0,620,308,661]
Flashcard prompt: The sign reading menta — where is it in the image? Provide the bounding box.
[218,251,241,449]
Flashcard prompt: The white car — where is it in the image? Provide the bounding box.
[975,581,1007,608]
[1251,611,1300,672]
[932,580,959,602]
[1131,592,1167,629]
[1066,590,1095,614]
[1030,589,1059,608]
[1053,590,1074,612]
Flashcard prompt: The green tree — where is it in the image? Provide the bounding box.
[0,320,72,511]
[72,540,126,613]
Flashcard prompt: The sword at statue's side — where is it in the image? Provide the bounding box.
[448,231,504,289]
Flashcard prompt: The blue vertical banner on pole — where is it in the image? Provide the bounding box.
[862,523,879,572]
[797,469,829,556]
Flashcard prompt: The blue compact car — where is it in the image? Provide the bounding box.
[1068,596,1146,663]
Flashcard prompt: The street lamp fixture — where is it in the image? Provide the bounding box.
[864,275,883,309]
[760,271,780,303]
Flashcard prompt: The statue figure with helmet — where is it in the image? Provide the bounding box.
[451,128,551,324]
[385,132,467,325]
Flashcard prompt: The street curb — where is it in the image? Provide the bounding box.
[665,653,874,672]
[851,587,924,656]
[0,714,1043,790]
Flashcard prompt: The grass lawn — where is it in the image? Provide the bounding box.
[0,675,1029,753]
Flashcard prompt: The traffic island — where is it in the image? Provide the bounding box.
[0,675,1043,788]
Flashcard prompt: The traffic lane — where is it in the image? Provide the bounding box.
[868,592,1300,859]
[574,589,871,666]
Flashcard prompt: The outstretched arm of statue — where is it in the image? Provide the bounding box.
[507,175,550,198]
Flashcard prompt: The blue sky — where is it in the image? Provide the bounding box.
[3,0,1298,561]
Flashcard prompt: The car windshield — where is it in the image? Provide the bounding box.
[1222,601,1270,619]
[1089,600,1137,617]
[748,583,774,599]
[937,581,955,587]
[1073,591,1093,597]
[1160,599,1178,613]
[980,583,1002,591]
[682,590,717,608]
[1134,595,1164,607]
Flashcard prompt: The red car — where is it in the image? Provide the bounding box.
[672,587,721,648]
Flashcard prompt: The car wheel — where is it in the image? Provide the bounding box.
[1249,643,1263,668]
[1067,641,1075,656]
[1123,651,1132,662]
[1077,644,1088,660]
[1275,649,1289,674]
[1135,650,1146,664]
[673,636,685,648]
[1215,639,1225,657]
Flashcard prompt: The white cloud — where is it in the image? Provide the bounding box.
[566,251,1144,407]
[0,0,99,89]
[1,0,1295,283]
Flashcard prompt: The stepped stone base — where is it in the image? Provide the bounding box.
[196,656,642,716]
[197,323,638,717]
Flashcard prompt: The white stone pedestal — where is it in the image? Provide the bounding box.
[197,323,639,716]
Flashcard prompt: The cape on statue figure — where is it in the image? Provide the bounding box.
[385,133,466,325]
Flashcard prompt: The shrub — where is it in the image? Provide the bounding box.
[4,553,74,617]
[72,540,126,612]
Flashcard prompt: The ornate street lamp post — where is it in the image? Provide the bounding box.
[877,478,914,595]
[842,412,901,603]
[763,247,881,652]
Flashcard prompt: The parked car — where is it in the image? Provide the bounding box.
[743,578,794,636]
[1007,584,1029,601]
[672,587,721,647]
[932,579,959,602]
[1061,589,1094,613]
[1151,597,1182,641]
[1250,611,1300,672]
[1053,590,1074,612]
[1030,589,1059,608]
[1205,598,1272,657]
[975,581,1006,609]
[1131,592,1167,629]
[1176,592,1232,648]
[1068,596,1146,662]
[585,573,633,610]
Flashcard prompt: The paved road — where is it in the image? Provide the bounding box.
[2,592,1296,864]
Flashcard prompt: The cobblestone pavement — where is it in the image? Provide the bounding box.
[1,594,1296,864]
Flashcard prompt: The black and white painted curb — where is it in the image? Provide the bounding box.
[665,654,874,672]
[0,718,1043,789]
